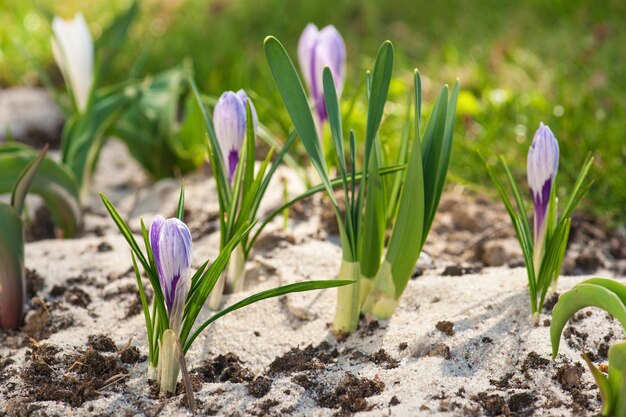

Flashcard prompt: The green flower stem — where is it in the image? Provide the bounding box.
[158,329,180,394]
[333,260,361,333]
[0,204,25,329]
[362,260,398,319]
[225,243,246,293]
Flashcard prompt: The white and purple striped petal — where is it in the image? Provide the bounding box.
[149,215,192,314]
[297,24,346,124]
[214,90,258,183]
[527,122,559,243]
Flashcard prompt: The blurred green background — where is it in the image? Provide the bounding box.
[1,0,625,223]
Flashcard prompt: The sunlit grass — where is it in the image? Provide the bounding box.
[1,0,624,223]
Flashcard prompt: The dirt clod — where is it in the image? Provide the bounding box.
[120,346,142,364]
[556,363,584,391]
[193,353,254,383]
[247,376,272,398]
[436,320,455,336]
[87,334,117,352]
[317,373,384,413]
[269,342,338,376]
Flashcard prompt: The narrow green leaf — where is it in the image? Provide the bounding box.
[184,279,353,352]
[176,181,185,221]
[385,71,426,297]
[582,353,613,416]
[11,144,48,215]
[264,37,338,210]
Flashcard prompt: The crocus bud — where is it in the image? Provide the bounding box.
[297,23,346,125]
[213,90,258,183]
[149,215,192,334]
[51,13,94,112]
[527,122,559,244]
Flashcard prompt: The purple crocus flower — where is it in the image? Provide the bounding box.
[527,122,559,246]
[149,215,192,329]
[297,23,346,128]
[213,90,258,183]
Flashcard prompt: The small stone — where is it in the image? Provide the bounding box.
[435,321,455,336]
[481,238,523,267]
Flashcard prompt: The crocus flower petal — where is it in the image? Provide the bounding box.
[169,272,190,335]
[297,23,319,90]
[51,13,94,111]
[236,89,259,135]
[150,216,192,312]
[214,90,258,183]
[527,122,559,241]
[297,24,346,124]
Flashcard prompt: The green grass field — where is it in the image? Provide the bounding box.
[2,0,625,223]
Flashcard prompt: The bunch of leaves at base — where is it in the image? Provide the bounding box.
[484,123,594,323]
[551,278,626,416]
[100,185,349,394]
[0,144,81,238]
[265,35,459,333]
[0,147,48,329]
[188,79,298,310]
[32,1,139,199]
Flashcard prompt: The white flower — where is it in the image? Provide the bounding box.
[51,13,94,112]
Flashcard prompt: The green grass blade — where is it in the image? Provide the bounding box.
[550,282,626,358]
[131,251,154,361]
[608,341,626,416]
[501,157,532,241]
[243,103,256,193]
[176,181,185,221]
[183,279,353,353]
[561,155,594,220]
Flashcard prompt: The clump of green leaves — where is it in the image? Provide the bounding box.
[265,36,458,333]
[551,278,626,416]
[100,184,350,397]
[188,79,297,309]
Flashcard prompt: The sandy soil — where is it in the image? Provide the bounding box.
[1,141,624,416]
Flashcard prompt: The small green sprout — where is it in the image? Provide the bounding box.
[484,123,594,324]
[551,278,626,416]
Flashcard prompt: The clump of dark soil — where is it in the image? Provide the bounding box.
[87,334,117,352]
[20,341,128,407]
[436,320,455,336]
[349,348,399,369]
[192,353,254,383]
[120,345,142,364]
[268,342,338,375]
[472,392,508,416]
[247,376,272,398]
[64,286,92,308]
[416,343,451,359]
[556,363,584,391]
[521,351,550,373]
[316,373,385,413]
